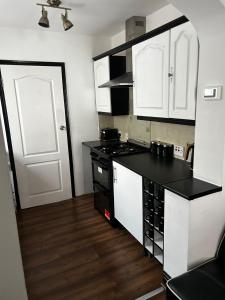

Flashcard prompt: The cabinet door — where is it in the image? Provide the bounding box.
[94,57,111,113]
[169,22,199,120]
[132,31,170,118]
[113,161,143,244]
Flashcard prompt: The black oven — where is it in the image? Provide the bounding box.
[92,158,111,190]
[90,140,149,227]
[91,152,116,226]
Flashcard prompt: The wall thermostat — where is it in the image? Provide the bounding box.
[203,86,222,100]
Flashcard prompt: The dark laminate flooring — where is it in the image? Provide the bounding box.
[17,195,164,300]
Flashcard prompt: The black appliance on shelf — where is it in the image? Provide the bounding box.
[100,128,121,142]
[91,137,149,226]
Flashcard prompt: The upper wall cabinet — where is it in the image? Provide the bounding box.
[169,22,198,120]
[93,56,129,116]
[132,22,199,121]
[94,56,111,113]
[132,31,170,118]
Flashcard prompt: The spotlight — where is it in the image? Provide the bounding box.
[61,9,74,31]
[38,6,49,28]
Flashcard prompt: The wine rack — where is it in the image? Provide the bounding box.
[143,177,164,264]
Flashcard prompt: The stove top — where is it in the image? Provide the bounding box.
[94,141,149,158]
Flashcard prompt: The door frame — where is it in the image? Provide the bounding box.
[0,60,75,210]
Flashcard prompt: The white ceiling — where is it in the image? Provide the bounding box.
[0,0,167,36]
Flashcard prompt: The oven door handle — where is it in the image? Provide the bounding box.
[92,158,109,171]
[93,181,110,195]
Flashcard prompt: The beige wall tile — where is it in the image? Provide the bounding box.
[98,115,114,130]
[98,115,195,159]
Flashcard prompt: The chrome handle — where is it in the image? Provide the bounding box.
[60,125,66,131]
[168,67,174,83]
[113,167,117,183]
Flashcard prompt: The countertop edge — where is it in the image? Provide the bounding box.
[164,185,222,200]
[113,157,222,201]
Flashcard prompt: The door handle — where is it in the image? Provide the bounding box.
[113,167,117,183]
[60,125,66,131]
[168,67,174,83]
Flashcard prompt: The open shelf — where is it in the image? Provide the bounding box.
[145,236,153,254]
[154,244,163,264]
[154,229,163,250]
[143,177,165,265]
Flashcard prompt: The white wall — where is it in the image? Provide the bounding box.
[111,4,182,47]
[0,27,111,196]
[0,121,27,299]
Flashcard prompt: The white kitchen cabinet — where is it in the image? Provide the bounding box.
[164,190,223,278]
[93,56,111,113]
[169,22,198,120]
[132,31,170,118]
[113,161,143,244]
[132,21,198,121]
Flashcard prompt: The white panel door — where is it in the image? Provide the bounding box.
[94,57,111,113]
[169,22,199,120]
[132,31,170,118]
[1,65,72,209]
[113,161,143,244]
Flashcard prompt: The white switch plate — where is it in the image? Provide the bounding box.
[203,86,222,100]
[174,145,184,158]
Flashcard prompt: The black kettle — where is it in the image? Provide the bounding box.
[185,143,194,169]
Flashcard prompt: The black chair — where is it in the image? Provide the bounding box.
[166,233,225,300]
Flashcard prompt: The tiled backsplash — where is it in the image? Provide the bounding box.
[99,115,195,158]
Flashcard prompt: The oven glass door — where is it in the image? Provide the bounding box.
[92,159,111,190]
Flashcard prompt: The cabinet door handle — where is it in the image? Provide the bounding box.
[168,67,174,83]
[113,167,117,183]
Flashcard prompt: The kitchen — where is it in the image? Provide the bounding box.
[0,1,225,300]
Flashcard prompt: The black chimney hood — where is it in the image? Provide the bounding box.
[98,72,133,88]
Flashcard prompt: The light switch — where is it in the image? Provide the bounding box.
[204,86,222,100]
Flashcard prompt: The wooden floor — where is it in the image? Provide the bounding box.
[17,195,165,300]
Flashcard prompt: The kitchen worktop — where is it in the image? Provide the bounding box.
[113,153,222,200]
[113,152,192,185]
[84,140,222,200]
[164,178,222,200]
[83,140,103,149]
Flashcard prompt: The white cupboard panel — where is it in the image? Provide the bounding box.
[164,190,189,278]
[169,22,198,120]
[94,57,111,113]
[132,31,170,118]
[113,162,143,244]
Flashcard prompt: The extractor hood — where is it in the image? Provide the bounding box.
[98,72,133,88]
[98,17,146,89]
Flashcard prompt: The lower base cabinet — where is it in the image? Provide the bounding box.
[113,161,143,244]
[164,190,224,278]
[113,162,224,277]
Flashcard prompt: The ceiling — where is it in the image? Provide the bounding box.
[0,0,167,36]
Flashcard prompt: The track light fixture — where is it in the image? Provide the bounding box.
[61,10,73,31]
[37,1,74,31]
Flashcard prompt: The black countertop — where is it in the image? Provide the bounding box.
[113,153,192,185]
[83,140,222,200]
[164,178,222,200]
[83,141,102,148]
[113,153,222,200]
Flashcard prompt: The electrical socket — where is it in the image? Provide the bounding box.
[174,145,184,158]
